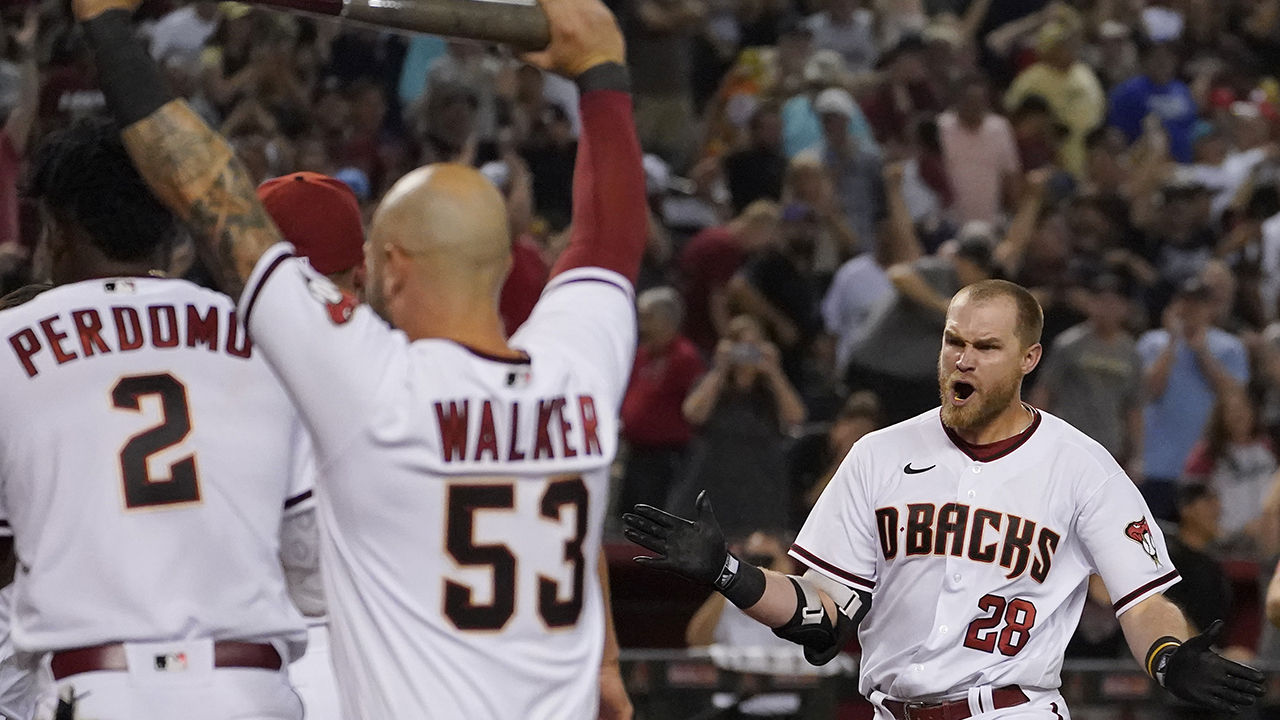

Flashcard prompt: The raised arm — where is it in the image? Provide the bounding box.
[73,0,282,298]
[525,1,648,286]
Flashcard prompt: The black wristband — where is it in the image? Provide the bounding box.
[82,10,174,126]
[1146,636,1182,687]
[714,553,766,609]
[575,62,630,94]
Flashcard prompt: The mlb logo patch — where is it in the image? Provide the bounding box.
[154,652,188,672]
[103,279,137,294]
[505,369,532,388]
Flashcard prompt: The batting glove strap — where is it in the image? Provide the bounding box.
[1146,636,1181,687]
[716,553,766,609]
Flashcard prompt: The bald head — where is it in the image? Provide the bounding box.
[367,164,513,326]
[372,164,510,261]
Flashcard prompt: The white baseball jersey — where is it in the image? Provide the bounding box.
[238,244,636,720]
[793,407,1178,704]
[0,278,311,657]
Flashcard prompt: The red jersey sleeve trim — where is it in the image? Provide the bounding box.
[1112,570,1181,616]
[790,544,875,589]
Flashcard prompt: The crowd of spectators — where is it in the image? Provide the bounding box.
[10,0,1280,661]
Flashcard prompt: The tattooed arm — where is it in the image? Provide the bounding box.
[120,103,281,297]
[77,4,279,298]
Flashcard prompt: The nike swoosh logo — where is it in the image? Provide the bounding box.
[903,463,936,475]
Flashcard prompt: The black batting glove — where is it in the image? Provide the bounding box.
[623,491,766,608]
[1151,620,1266,714]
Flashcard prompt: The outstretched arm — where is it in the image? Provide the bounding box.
[1120,594,1264,713]
[75,0,281,298]
[623,493,865,666]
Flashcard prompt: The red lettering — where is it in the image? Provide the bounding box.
[507,402,525,461]
[112,307,143,351]
[474,400,499,461]
[226,311,252,358]
[578,396,601,456]
[556,397,577,458]
[435,400,469,462]
[7,328,41,377]
[149,305,179,348]
[186,304,219,352]
[534,400,556,459]
[38,316,77,365]
[71,309,110,357]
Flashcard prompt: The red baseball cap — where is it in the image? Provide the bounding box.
[257,172,365,276]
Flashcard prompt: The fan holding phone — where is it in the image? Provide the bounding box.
[667,315,809,539]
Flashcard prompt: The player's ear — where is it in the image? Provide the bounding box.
[383,243,413,296]
[1021,342,1042,375]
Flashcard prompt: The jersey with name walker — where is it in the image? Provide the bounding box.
[239,245,636,720]
[0,277,310,657]
[793,408,1178,705]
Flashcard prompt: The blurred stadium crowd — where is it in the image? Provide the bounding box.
[6,0,1280,666]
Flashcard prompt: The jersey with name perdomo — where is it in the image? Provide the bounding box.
[792,407,1178,701]
[0,278,310,656]
[239,245,636,720]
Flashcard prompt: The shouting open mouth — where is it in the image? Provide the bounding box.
[950,379,977,404]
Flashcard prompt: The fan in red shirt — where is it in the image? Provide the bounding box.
[620,286,706,510]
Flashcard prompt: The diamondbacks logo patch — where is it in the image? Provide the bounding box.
[1126,517,1161,567]
[306,275,357,325]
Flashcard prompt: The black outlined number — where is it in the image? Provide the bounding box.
[444,485,518,631]
[444,477,590,632]
[962,594,1038,656]
[539,477,588,627]
[111,374,200,509]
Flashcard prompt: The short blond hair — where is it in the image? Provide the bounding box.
[956,280,1044,348]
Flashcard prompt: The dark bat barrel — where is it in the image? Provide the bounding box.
[239,0,550,51]
[342,0,550,52]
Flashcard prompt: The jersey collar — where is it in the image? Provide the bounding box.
[942,405,1042,463]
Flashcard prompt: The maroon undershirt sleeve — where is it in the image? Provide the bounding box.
[549,87,648,286]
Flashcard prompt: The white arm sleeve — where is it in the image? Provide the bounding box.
[238,244,409,455]
[1077,472,1181,616]
[511,267,637,406]
[790,443,879,592]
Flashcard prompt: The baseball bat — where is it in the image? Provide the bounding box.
[245,0,551,52]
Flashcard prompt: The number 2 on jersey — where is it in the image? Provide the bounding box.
[962,594,1037,656]
[444,477,588,632]
[110,373,201,509]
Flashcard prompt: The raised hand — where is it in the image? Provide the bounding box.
[522,0,625,79]
[623,491,729,588]
[1159,621,1265,713]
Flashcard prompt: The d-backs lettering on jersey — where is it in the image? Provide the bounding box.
[871,502,1062,583]
[792,408,1178,702]
[240,246,635,720]
[0,278,308,658]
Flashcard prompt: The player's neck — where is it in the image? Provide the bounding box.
[55,241,166,286]
[58,261,165,285]
[949,400,1034,446]
[400,306,523,360]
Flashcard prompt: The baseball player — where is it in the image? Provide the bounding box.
[0,117,313,720]
[626,279,1265,718]
[258,171,368,720]
[76,0,644,718]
